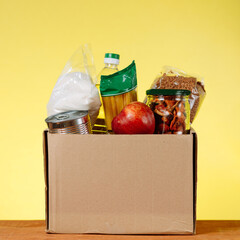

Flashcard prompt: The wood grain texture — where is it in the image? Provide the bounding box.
[0,221,240,240]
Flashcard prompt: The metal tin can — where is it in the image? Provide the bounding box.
[45,111,92,134]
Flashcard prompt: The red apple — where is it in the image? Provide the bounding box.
[112,102,155,134]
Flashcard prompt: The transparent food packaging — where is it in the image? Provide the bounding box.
[148,66,205,123]
[47,44,101,126]
[92,53,120,134]
[146,89,191,134]
[102,89,137,131]
[100,61,137,131]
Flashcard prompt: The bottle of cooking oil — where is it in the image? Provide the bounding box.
[92,53,120,134]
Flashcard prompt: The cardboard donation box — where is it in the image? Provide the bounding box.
[43,130,197,234]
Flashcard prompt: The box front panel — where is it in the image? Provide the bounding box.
[47,134,193,234]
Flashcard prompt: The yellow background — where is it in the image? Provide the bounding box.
[0,0,239,220]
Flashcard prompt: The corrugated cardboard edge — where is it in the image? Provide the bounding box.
[191,128,198,234]
[43,130,197,235]
[43,130,51,233]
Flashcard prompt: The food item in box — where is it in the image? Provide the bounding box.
[93,53,120,134]
[112,102,155,134]
[47,45,101,126]
[45,110,92,134]
[100,61,137,131]
[148,66,205,123]
[146,89,191,134]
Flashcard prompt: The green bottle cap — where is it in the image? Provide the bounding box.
[104,53,120,59]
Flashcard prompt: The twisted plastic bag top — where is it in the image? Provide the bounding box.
[47,45,101,126]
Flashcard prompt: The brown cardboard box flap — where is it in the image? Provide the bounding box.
[43,131,197,234]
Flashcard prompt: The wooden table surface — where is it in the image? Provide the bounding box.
[0,220,240,240]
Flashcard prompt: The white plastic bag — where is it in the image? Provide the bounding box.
[47,45,101,125]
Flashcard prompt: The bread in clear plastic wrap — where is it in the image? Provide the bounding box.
[148,66,205,123]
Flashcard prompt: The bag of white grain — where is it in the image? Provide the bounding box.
[47,45,101,126]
